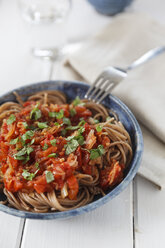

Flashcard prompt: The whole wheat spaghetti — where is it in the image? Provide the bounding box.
[0,90,132,212]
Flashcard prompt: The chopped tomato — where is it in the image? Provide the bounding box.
[4,177,23,192]
[75,106,92,118]
[34,175,52,194]
[67,175,79,200]
[100,162,124,190]
[101,136,111,148]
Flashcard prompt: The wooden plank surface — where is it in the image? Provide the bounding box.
[0,212,23,248]
[21,185,133,248]
[135,176,165,248]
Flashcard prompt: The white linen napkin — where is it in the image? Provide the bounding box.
[56,13,165,188]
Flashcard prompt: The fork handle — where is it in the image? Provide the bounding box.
[126,46,165,71]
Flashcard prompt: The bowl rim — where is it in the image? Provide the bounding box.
[0,80,143,219]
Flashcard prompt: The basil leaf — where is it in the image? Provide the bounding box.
[42,143,49,150]
[90,150,100,160]
[30,138,35,145]
[26,147,34,155]
[15,155,26,161]
[66,125,79,131]
[30,103,41,120]
[7,114,16,125]
[96,125,103,132]
[54,122,60,126]
[50,139,56,146]
[73,96,81,106]
[10,137,19,145]
[66,135,75,141]
[72,96,85,106]
[21,130,34,144]
[23,156,30,164]
[49,109,64,119]
[14,146,33,161]
[94,119,99,124]
[37,122,48,129]
[63,117,71,126]
[90,145,105,160]
[45,171,54,183]
[22,122,29,129]
[35,162,39,168]
[76,135,84,146]
[77,126,85,134]
[98,145,105,155]
[48,153,57,158]
[22,169,35,181]
[14,147,27,157]
[56,109,64,119]
[49,112,56,118]
[65,139,79,155]
[70,108,76,117]
[78,120,86,126]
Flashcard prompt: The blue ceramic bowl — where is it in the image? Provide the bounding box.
[0,80,143,219]
[87,0,133,15]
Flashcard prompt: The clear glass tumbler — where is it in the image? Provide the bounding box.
[18,0,71,50]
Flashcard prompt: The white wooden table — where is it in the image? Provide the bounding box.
[0,0,165,247]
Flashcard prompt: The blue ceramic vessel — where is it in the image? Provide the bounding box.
[87,0,133,15]
[0,80,143,219]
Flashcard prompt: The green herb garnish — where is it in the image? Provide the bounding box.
[76,135,84,146]
[22,122,29,129]
[26,146,34,155]
[42,143,49,150]
[94,119,99,124]
[90,145,105,160]
[54,122,60,126]
[22,168,39,181]
[37,122,48,129]
[96,125,103,132]
[30,103,41,120]
[30,138,35,145]
[66,126,79,131]
[56,109,64,119]
[50,139,56,146]
[72,96,85,106]
[35,162,39,168]
[14,146,34,161]
[63,117,71,126]
[45,171,54,183]
[78,120,86,126]
[7,114,16,125]
[77,126,85,135]
[65,139,79,155]
[21,130,34,145]
[49,109,64,119]
[22,169,35,181]
[10,137,19,145]
[70,108,77,117]
[48,153,57,158]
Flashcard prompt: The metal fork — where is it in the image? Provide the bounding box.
[84,46,165,104]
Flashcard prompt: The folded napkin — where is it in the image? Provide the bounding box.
[57,13,165,188]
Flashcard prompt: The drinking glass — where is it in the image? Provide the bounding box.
[18,0,72,61]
